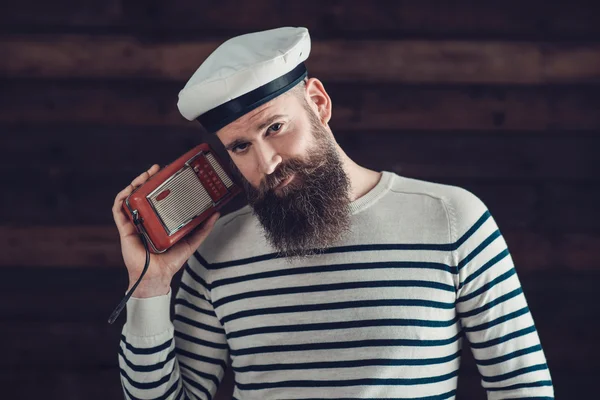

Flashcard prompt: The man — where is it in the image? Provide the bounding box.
[113,27,554,399]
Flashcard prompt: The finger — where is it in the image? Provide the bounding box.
[112,199,135,237]
[113,165,161,236]
[131,164,161,188]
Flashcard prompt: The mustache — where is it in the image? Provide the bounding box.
[258,159,305,194]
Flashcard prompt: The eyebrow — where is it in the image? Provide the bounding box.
[224,114,287,151]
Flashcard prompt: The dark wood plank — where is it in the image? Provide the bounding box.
[0,267,595,399]
[1,370,124,400]
[3,80,600,131]
[0,226,597,270]
[0,0,122,28]
[2,367,233,400]
[1,126,598,180]
[339,131,600,181]
[3,36,600,83]
[3,0,600,41]
[4,165,600,232]
[121,0,600,41]
[0,171,541,229]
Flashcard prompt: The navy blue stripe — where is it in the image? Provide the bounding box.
[464,306,530,333]
[233,349,462,372]
[176,347,227,370]
[293,390,457,400]
[214,280,455,308]
[184,263,211,290]
[458,249,509,290]
[458,287,523,319]
[120,367,171,390]
[174,298,218,318]
[175,330,228,350]
[483,363,549,383]
[222,298,455,324]
[230,331,463,356]
[476,344,543,366]
[212,261,455,289]
[487,380,553,392]
[455,211,491,249]
[118,346,176,372]
[237,369,459,390]
[497,397,553,400]
[227,317,459,339]
[197,242,456,270]
[179,361,220,387]
[121,335,172,355]
[180,281,209,301]
[293,393,459,400]
[174,315,225,335]
[458,230,501,272]
[457,268,516,303]
[196,210,491,270]
[181,374,212,400]
[471,325,537,349]
[176,386,185,400]
[123,379,179,400]
[503,398,553,400]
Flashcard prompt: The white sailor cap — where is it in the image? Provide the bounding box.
[177,26,311,133]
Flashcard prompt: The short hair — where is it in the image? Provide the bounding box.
[289,78,308,103]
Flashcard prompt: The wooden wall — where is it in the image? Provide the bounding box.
[1,1,599,399]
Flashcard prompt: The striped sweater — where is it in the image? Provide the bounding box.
[119,171,554,399]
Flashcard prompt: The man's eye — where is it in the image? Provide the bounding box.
[233,143,249,153]
[268,123,283,133]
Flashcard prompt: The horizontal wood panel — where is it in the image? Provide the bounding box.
[2,36,600,83]
[0,225,597,270]
[2,0,600,41]
[1,126,598,180]
[2,266,597,325]
[1,370,124,400]
[0,267,597,376]
[5,166,600,232]
[5,318,589,371]
[3,80,600,131]
[4,369,593,400]
[340,131,600,181]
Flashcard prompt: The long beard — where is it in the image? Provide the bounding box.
[240,125,351,259]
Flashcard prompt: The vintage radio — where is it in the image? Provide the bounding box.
[122,143,242,253]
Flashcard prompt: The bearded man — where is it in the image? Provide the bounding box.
[113,27,554,400]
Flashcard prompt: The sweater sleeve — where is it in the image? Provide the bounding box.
[118,254,229,400]
[444,187,554,399]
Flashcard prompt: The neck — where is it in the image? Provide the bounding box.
[334,142,382,202]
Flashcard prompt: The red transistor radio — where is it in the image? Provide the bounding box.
[122,143,243,253]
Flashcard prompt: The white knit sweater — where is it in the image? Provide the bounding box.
[119,171,554,399]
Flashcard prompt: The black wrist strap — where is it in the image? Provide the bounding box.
[108,214,151,324]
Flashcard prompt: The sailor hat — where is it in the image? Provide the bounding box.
[178,27,311,133]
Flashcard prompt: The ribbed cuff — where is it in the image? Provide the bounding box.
[125,288,173,337]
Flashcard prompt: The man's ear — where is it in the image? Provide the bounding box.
[305,78,332,125]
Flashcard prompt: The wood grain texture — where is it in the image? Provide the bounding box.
[1,126,598,180]
[0,266,595,399]
[3,80,600,131]
[2,36,600,83]
[4,168,600,233]
[2,0,600,41]
[0,225,597,271]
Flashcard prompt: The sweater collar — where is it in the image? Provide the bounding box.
[348,171,394,215]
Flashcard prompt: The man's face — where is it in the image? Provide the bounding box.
[216,85,351,258]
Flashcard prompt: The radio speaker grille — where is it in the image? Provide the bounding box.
[148,167,213,235]
[206,153,234,188]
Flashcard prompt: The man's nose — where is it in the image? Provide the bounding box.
[254,142,282,176]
